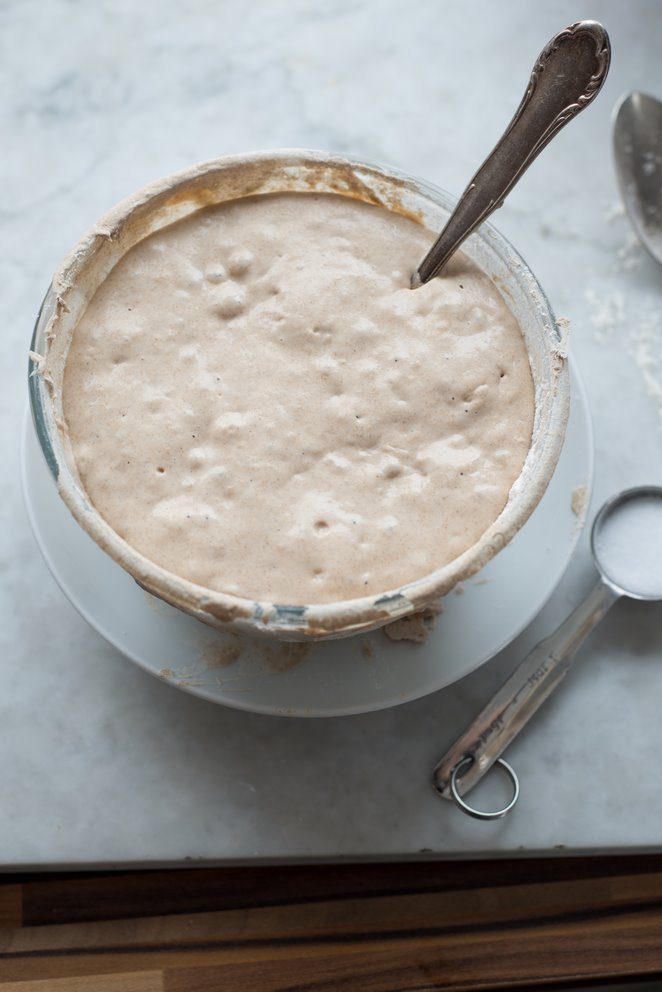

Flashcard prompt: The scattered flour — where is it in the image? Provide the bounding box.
[586,286,662,416]
[201,637,311,674]
[586,288,627,342]
[160,634,314,686]
[383,604,442,643]
[605,201,626,222]
[259,642,312,673]
[555,316,571,358]
[623,298,662,414]
[201,641,242,669]
[571,484,588,519]
[617,233,645,271]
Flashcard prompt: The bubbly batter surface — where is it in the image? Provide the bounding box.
[63,193,535,603]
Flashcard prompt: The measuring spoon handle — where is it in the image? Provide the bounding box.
[433,579,618,800]
[413,21,611,285]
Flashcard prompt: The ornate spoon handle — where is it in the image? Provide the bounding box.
[412,21,611,286]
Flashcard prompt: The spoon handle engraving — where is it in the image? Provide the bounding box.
[413,21,611,286]
[432,579,618,800]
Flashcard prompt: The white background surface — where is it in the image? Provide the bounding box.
[2,0,662,866]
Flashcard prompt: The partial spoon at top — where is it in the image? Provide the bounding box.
[613,91,662,266]
[412,20,611,287]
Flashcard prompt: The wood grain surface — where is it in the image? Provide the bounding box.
[1,857,662,990]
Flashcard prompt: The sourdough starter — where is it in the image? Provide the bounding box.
[63,193,535,604]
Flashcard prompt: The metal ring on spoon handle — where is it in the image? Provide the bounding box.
[450,757,520,821]
[412,20,611,286]
[433,579,619,807]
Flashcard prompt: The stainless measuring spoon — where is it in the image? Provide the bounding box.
[433,486,662,820]
[613,91,662,266]
[412,21,611,286]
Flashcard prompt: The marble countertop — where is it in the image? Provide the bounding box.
[2,0,662,867]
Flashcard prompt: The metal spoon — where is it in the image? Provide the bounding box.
[412,21,611,287]
[613,91,662,265]
[432,486,662,820]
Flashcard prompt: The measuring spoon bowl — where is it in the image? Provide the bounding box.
[592,486,662,600]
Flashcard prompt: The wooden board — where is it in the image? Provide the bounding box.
[2,857,662,989]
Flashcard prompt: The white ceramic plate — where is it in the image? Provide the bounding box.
[22,364,592,717]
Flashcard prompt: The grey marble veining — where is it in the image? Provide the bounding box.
[2,0,662,866]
